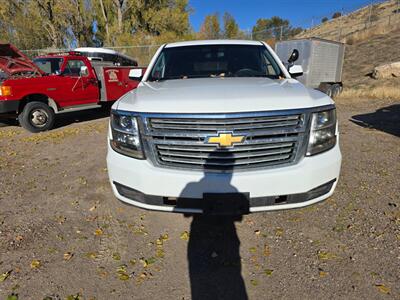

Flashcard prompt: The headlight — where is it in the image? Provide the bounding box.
[306,109,337,156]
[110,111,144,159]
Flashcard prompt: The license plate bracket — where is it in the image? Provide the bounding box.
[203,193,250,215]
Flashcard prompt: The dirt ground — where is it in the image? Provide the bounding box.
[0,98,399,300]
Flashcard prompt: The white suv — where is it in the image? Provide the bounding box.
[107,40,341,214]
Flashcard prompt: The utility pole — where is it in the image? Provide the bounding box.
[368,1,373,26]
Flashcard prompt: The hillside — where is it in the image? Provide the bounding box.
[297,0,400,43]
[340,27,400,98]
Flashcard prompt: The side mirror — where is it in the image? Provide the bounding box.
[80,66,89,77]
[288,65,303,78]
[288,49,299,65]
[129,68,143,80]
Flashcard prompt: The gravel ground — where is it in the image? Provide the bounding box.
[0,98,399,300]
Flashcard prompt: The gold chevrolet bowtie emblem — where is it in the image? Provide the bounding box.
[207,132,245,148]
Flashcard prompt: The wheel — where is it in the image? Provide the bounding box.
[332,84,342,98]
[18,101,55,133]
[325,86,333,98]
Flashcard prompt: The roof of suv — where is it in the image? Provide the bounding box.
[165,40,264,48]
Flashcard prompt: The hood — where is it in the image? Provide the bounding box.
[0,43,44,76]
[117,77,333,113]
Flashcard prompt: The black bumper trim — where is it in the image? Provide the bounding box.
[113,179,336,211]
[0,100,19,114]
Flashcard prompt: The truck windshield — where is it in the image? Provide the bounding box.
[148,44,283,81]
[33,58,63,74]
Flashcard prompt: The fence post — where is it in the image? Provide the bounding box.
[280,26,283,41]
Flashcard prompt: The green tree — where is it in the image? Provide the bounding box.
[332,12,342,19]
[252,16,302,41]
[223,12,239,39]
[199,13,220,39]
[94,0,191,46]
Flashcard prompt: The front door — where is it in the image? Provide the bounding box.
[57,58,99,107]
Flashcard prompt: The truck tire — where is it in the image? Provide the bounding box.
[18,101,55,133]
[331,84,342,98]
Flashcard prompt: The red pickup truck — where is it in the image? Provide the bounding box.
[0,43,142,132]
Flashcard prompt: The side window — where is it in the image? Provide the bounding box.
[63,59,86,76]
[151,53,166,80]
[261,50,280,76]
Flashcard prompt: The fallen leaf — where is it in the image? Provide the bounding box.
[156,238,163,246]
[66,294,82,300]
[317,251,337,261]
[30,260,41,269]
[94,228,103,236]
[0,270,11,282]
[250,279,258,286]
[112,253,121,261]
[319,271,328,277]
[64,252,74,261]
[161,233,169,241]
[85,252,97,259]
[264,269,274,276]
[254,230,261,236]
[155,249,165,258]
[142,257,156,267]
[263,244,271,257]
[78,176,87,185]
[249,247,257,253]
[118,273,130,281]
[275,228,284,236]
[129,259,137,266]
[89,205,97,212]
[6,294,18,300]
[117,265,127,273]
[15,235,23,242]
[180,231,189,241]
[375,284,390,294]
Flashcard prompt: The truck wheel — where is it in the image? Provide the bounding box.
[18,101,55,133]
[332,84,342,98]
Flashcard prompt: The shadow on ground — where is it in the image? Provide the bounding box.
[350,104,400,137]
[0,106,111,130]
[188,215,248,300]
[180,151,249,299]
[54,106,111,129]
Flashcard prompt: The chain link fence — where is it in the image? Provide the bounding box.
[20,0,400,62]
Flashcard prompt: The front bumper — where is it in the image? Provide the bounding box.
[0,100,19,114]
[107,142,342,214]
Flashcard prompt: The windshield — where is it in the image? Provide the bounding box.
[33,58,63,74]
[148,44,283,81]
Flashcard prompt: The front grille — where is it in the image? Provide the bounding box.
[142,112,310,171]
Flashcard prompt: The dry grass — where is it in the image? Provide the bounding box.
[297,0,400,43]
[338,86,400,100]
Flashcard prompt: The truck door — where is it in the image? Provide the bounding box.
[58,58,99,107]
[103,67,141,101]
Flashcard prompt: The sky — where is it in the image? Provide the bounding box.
[189,0,383,31]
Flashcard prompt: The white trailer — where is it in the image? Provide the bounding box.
[275,38,345,98]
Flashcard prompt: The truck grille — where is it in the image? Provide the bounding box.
[143,112,309,171]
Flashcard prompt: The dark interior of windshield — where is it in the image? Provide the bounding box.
[149,44,282,81]
[33,58,63,74]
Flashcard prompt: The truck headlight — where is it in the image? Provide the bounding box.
[306,109,337,156]
[110,111,144,159]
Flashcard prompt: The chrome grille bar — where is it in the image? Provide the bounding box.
[141,111,309,171]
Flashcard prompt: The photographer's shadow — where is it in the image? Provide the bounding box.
[180,151,249,300]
